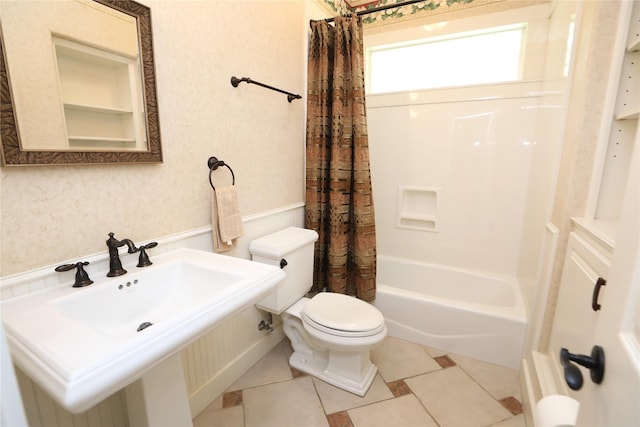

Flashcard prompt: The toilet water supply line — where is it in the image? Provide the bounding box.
[257,257,288,333]
[258,313,274,333]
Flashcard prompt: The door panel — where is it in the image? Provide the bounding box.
[576,124,640,426]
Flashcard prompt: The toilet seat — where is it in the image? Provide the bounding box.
[301,293,385,338]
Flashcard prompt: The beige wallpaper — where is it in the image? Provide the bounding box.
[0,1,308,276]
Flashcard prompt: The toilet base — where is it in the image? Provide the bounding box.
[281,298,384,397]
[288,348,378,396]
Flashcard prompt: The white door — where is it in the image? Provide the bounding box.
[575,124,640,426]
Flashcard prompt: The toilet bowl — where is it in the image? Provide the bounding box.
[250,227,387,396]
[284,293,386,395]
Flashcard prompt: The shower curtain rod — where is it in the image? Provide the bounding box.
[323,0,428,23]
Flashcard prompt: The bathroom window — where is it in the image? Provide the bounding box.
[367,23,526,94]
[563,19,576,77]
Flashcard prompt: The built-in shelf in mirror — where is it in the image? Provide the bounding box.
[54,37,146,151]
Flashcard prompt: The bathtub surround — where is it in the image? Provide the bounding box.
[362,1,573,319]
[365,79,550,370]
[306,16,377,301]
[368,80,544,274]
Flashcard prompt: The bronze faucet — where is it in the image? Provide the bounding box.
[106,232,138,277]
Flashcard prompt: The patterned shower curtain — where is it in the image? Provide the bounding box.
[305,15,376,302]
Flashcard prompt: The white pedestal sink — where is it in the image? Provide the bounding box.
[1,248,285,425]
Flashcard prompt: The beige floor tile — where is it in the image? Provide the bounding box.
[228,340,293,391]
[348,394,438,427]
[243,376,329,427]
[371,336,441,382]
[450,353,521,400]
[406,366,512,427]
[193,405,244,427]
[313,374,394,414]
[489,413,526,427]
[423,345,449,358]
[193,336,525,427]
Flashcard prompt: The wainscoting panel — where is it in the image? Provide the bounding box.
[14,367,128,427]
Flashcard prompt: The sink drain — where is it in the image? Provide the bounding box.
[137,321,153,332]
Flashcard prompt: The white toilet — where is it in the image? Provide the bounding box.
[250,227,387,396]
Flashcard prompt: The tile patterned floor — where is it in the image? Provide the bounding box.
[193,336,526,427]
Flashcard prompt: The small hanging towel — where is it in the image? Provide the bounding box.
[211,186,244,252]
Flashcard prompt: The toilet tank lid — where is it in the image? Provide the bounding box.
[250,227,319,258]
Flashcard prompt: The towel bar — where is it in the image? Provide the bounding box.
[207,157,235,190]
[231,76,302,102]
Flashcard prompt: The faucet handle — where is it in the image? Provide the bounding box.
[55,261,94,288]
[106,232,118,247]
[137,242,158,267]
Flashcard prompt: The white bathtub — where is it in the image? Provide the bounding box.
[372,255,526,369]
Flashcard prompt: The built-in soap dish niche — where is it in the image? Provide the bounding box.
[396,186,440,232]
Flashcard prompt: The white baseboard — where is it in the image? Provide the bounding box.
[521,350,568,427]
[521,359,536,427]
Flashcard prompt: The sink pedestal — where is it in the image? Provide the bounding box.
[125,354,193,427]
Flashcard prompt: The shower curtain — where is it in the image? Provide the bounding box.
[305,15,376,302]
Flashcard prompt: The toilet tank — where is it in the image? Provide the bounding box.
[250,227,318,314]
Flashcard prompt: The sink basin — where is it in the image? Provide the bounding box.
[1,248,285,414]
[50,259,243,340]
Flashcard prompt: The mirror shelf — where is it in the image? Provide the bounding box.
[0,0,162,166]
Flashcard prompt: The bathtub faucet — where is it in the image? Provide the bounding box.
[106,232,138,277]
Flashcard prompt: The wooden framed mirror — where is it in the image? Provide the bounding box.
[0,0,162,166]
